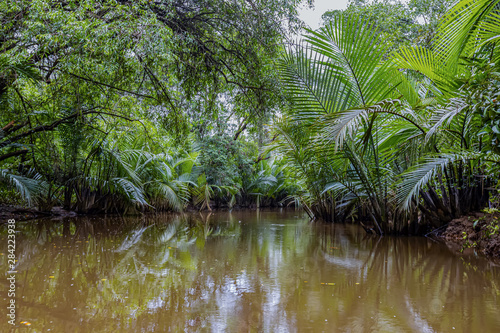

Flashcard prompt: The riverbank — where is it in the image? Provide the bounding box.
[439,210,500,259]
[0,204,77,222]
[2,210,499,332]
[3,203,500,260]
[0,203,283,223]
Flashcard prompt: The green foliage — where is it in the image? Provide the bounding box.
[2,0,500,231]
[461,231,478,251]
[0,0,306,211]
[479,208,500,238]
[0,169,46,206]
[322,0,454,51]
[462,211,499,252]
[464,60,500,154]
[198,134,247,187]
[274,1,500,234]
[0,183,24,206]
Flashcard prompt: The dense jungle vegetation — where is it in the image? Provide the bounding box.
[1,0,500,235]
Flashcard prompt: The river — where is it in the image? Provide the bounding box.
[1,210,499,332]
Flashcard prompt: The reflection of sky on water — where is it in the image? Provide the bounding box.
[1,210,500,332]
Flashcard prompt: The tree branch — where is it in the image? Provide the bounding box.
[0,109,146,149]
[0,149,29,163]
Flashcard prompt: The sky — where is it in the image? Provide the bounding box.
[298,0,349,29]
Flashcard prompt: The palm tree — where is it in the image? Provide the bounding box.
[0,58,45,206]
[275,3,500,234]
[391,0,500,227]
[276,13,423,233]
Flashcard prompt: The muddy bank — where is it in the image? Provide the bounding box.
[0,204,285,224]
[439,211,500,259]
[0,205,77,222]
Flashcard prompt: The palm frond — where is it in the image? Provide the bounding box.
[153,181,189,212]
[425,97,469,142]
[0,56,41,85]
[475,11,500,48]
[434,0,500,63]
[278,14,402,124]
[391,46,456,93]
[110,177,149,207]
[314,99,410,149]
[0,169,46,206]
[397,152,481,209]
[305,14,391,105]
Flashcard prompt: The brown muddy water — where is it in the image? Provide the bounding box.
[1,210,500,332]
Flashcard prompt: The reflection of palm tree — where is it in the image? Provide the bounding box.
[2,213,500,332]
[341,236,500,332]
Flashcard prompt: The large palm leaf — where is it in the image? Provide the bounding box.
[396,151,487,209]
[434,0,500,64]
[391,46,458,95]
[0,169,46,206]
[278,14,411,123]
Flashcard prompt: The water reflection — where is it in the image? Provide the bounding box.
[1,210,500,332]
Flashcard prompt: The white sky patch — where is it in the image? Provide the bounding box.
[298,0,349,29]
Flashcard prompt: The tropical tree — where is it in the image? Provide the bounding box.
[275,13,424,233]
[275,1,500,234]
[0,0,308,211]
[322,0,454,50]
[392,0,500,226]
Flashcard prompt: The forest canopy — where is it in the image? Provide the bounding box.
[1,0,500,235]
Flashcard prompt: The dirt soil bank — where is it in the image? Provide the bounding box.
[440,211,500,259]
[0,205,77,222]
[0,204,277,224]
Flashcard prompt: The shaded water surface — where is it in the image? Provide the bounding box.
[1,210,500,332]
